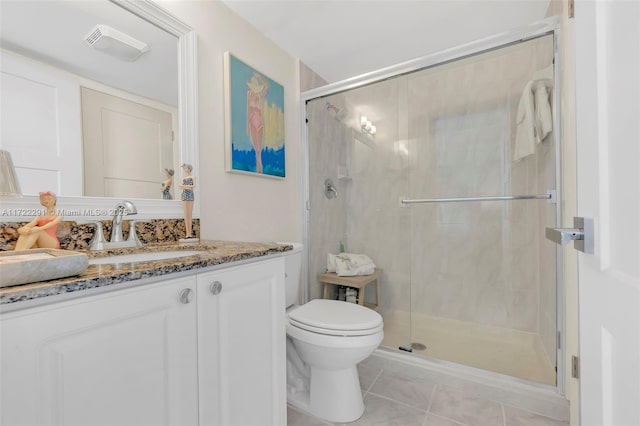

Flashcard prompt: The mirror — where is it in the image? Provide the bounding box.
[0,0,197,218]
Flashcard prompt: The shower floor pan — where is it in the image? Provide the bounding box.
[381,310,556,386]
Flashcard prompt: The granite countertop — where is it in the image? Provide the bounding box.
[0,240,292,305]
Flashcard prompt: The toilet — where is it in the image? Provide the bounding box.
[283,243,383,423]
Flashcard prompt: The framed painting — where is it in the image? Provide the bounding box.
[224,52,285,178]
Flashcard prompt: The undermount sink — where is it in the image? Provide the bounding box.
[88,250,207,265]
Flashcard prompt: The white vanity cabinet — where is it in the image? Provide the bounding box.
[0,256,287,426]
[0,276,199,426]
[196,257,287,426]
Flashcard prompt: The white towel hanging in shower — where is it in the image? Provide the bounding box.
[514,80,536,161]
[513,66,554,161]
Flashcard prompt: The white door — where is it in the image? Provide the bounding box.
[574,1,640,425]
[81,87,175,199]
[0,51,83,195]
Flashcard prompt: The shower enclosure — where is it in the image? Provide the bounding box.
[304,21,562,387]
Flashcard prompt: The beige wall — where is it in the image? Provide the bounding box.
[300,61,328,92]
[158,1,302,243]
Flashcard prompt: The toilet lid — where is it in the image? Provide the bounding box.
[288,299,383,335]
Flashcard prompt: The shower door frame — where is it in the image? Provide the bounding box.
[300,16,565,394]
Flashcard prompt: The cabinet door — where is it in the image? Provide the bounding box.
[1,277,198,426]
[197,258,286,426]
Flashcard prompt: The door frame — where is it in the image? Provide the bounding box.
[300,16,566,393]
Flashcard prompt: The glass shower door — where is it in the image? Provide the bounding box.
[405,34,558,385]
[305,32,559,386]
[305,79,413,351]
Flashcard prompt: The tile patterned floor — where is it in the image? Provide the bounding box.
[288,354,569,426]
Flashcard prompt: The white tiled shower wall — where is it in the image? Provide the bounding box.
[306,35,557,367]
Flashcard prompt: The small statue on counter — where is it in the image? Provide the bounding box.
[161,168,174,200]
[179,163,198,243]
[14,191,62,250]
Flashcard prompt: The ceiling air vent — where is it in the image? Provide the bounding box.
[84,24,149,62]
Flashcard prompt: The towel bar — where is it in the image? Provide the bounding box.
[401,191,555,204]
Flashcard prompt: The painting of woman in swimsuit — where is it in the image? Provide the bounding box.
[225,53,285,178]
[246,74,269,173]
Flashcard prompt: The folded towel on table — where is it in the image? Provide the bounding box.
[327,253,376,276]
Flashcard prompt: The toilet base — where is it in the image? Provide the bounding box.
[288,365,365,423]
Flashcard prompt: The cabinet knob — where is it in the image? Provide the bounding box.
[179,288,194,304]
[210,281,223,295]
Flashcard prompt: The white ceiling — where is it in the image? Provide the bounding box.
[221,0,551,83]
[0,1,178,106]
[0,1,551,104]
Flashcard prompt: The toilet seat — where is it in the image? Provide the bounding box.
[288,299,383,337]
[288,319,383,336]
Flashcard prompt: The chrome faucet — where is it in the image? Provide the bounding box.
[110,200,137,243]
[88,201,143,250]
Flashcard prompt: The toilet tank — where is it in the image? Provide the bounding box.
[281,242,303,308]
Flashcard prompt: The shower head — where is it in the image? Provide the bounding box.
[326,102,348,121]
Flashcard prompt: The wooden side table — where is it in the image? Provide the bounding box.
[318,268,382,310]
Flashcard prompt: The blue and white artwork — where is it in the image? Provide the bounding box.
[226,53,285,178]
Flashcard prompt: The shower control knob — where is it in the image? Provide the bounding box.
[179,288,194,304]
[210,281,223,295]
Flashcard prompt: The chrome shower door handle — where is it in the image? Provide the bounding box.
[545,228,584,245]
[545,216,594,254]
